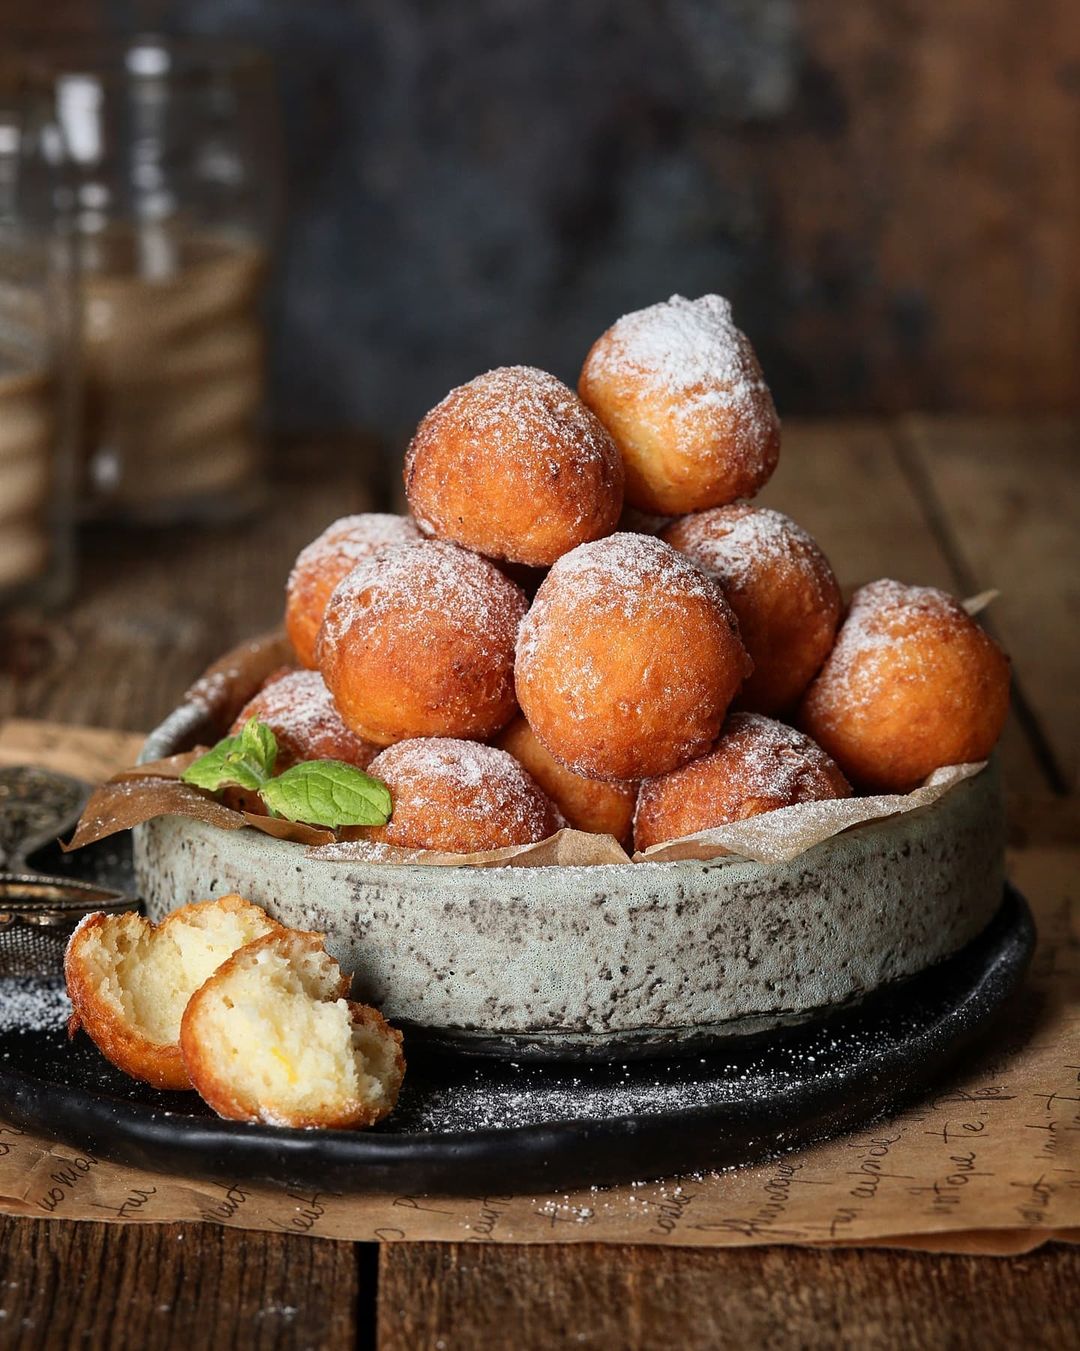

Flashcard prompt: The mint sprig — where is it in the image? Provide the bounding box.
[261,760,392,828]
[182,716,277,793]
[181,717,392,829]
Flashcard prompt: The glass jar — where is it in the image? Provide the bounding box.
[25,37,279,523]
[0,101,77,608]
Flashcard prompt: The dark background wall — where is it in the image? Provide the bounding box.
[7,0,1080,442]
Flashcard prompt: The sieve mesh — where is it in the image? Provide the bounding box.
[0,766,139,981]
[0,875,139,980]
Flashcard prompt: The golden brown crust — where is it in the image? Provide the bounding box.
[231,669,378,770]
[578,295,780,515]
[317,540,527,745]
[66,911,193,1090]
[496,716,635,845]
[64,895,282,1091]
[634,712,851,851]
[798,579,1011,792]
[404,366,624,566]
[515,534,753,781]
[180,931,403,1129]
[285,514,421,668]
[662,505,841,714]
[363,737,562,852]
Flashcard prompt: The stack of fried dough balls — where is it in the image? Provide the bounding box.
[280,293,1010,854]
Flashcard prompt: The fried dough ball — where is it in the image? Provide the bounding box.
[65,896,283,1090]
[515,533,752,781]
[798,580,1011,792]
[180,930,404,1129]
[662,505,841,714]
[497,715,636,845]
[318,540,527,745]
[404,365,624,566]
[634,713,851,851]
[231,669,378,771]
[286,513,421,667]
[363,738,562,852]
[578,294,780,515]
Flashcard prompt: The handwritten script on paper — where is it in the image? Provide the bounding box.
[0,721,1076,1254]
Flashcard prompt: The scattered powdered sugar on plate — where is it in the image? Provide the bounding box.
[0,978,71,1034]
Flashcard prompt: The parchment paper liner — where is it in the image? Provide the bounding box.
[66,749,989,868]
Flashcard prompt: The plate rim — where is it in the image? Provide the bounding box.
[0,888,1035,1195]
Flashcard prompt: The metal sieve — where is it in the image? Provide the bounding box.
[0,765,139,980]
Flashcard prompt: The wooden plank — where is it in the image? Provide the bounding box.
[378,1241,1080,1351]
[0,443,378,735]
[899,417,1080,794]
[0,1217,361,1350]
[760,419,1047,796]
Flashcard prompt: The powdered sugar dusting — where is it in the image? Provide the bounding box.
[416,365,617,471]
[808,579,971,725]
[584,295,778,460]
[369,738,560,845]
[517,532,740,678]
[520,532,727,639]
[320,540,527,659]
[406,366,623,556]
[287,514,421,595]
[0,978,71,1033]
[233,669,377,770]
[667,505,835,604]
[702,713,848,805]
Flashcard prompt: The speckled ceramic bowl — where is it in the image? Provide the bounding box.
[133,644,1006,1059]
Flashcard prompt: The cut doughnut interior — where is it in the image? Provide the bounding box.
[65,894,283,1090]
[179,930,405,1129]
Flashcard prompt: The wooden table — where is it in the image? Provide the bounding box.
[0,416,1077,1349]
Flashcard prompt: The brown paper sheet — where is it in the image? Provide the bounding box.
[308,825,631,867]
[57,722,990,870]
[635,762,987,866]
[0,721,1077,1255]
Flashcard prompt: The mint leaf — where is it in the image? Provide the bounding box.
[181,717,278,794]
[260,760,392,828]
[239,715,277,778]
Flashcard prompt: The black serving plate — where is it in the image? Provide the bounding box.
[0,851,1034,1195]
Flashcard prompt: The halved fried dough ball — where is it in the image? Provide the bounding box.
[578,294,780,515]
[496,715,636,845]
[634,713,851,851]
[363,738,562,853]
[231,669,378,770]
[318,540,527,745]
[286,513,421,667]
[404,365,624,566]
[65,896,283,1090]
[799,580,1011,792]
[516,533,752,781]
[662,505,841,714]
[180,929,404,1129]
